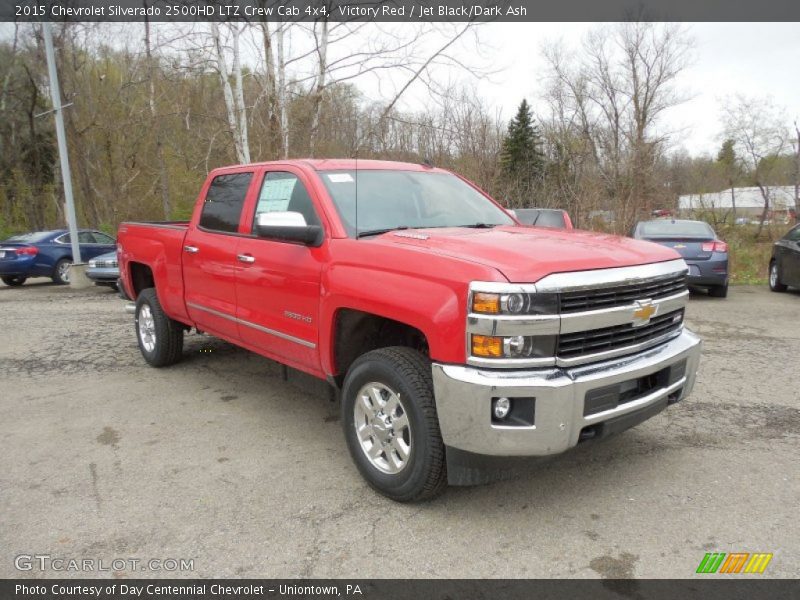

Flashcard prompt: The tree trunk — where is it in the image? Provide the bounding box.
[231,26,250,163]
[211,23,247,164]
[309,20,328,158]
[276,25,289,159]
[144,18,171,219]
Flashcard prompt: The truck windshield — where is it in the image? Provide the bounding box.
[319,170,514,238]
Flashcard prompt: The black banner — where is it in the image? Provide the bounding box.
[3,580,800,600]
[3,0,800,23]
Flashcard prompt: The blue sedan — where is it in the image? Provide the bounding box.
[0,229,117,286]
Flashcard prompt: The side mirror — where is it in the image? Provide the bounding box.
[254,211,323,247]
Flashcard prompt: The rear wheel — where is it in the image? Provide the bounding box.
[709,282,728,298]
[769,261,787,292]
[1,275,26,286]
[341,347,446,502]
[52,258,72,284]
[135,288,184,367]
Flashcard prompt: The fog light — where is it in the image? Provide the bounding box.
[493,397,512,420]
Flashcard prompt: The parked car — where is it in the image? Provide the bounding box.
[514,208,574,229]
[119,159,701,502]
[0,229,117,286]
[769,223,800,292]
[86,251,119,290]
[632,219,729,297]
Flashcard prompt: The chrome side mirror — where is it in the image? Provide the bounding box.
[254,211,323,246]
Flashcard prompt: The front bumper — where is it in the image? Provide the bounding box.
[86,267,120,283]
[432,329,701,457]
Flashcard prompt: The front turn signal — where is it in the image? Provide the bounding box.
[471,334,503,358]
[472,292,500,314]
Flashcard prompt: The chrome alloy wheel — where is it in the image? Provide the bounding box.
[59,260,72,283]
[138,304,157,353]
[354,382,412,474]
[770,263,778,288]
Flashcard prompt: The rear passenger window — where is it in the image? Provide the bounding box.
[199,173,253,233]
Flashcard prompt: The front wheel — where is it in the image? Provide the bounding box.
[1,275,26,286]
[341,347,447,502]
[135,288,184,367]
[769,261,787,292]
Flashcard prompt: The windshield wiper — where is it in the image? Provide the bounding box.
[356,226,409,239]
[460,223,498,229]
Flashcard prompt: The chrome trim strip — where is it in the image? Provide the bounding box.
[467,355,556,368]
[186,302,316,349]
[467,313,560,336]
[559,290,688,334]
[582,376,686,425]
[533,259,688,292]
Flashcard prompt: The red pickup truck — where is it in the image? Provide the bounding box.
[118,159,702,501]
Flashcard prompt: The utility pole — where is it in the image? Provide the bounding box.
[42,22,83,272]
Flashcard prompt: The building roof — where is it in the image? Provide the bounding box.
[679,186,797,210]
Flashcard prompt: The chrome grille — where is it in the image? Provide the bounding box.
[557,309,684,359]
[559,273,687,313]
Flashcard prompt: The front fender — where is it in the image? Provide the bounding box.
[320,265,466,376]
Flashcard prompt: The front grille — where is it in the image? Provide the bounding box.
[557,309,684,359]
[559,273,687,313]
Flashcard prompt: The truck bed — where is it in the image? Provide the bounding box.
[117,221,190,323]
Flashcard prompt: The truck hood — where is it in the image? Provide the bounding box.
[371,226,682,283]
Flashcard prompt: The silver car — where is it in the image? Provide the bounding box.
[86,251,119,290]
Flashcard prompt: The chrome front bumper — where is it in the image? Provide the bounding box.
[432,329,702,456]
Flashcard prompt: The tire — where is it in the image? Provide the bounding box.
[52,258,72,284]
[769,261,787,292]
[341,347,447,502]
[1,275,26,286]
[134,287,184,367]
[709,282,728,298]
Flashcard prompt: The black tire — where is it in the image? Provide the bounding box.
[341,347,446,502]
[709,282,728,298]
[769,261,787,292]
[134,287,184,367]
[1,275,26,286]
[51,258,72,284]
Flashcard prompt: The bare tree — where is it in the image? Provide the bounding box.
[722,94,789,238]
[211,22,250,164]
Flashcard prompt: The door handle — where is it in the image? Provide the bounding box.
[184,245,199,254]
[237,254,256,264]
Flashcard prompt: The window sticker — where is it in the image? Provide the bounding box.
[327,173,354,183]
[257,177,296,213]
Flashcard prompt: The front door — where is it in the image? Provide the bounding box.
[183,171,255,341]
[235,169,325,374]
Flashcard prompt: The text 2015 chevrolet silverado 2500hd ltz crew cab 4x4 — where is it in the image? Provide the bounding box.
[118,159,701,502]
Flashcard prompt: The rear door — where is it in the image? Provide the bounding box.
[183,171,255,341]
[234,168,324,373]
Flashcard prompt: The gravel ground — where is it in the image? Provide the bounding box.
[1,281,798,579]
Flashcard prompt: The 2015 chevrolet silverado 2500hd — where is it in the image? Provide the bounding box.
[118,159,702,502]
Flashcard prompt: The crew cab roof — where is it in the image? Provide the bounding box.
[216,158,449,174]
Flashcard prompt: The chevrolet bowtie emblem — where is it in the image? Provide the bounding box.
[632,300,657,326]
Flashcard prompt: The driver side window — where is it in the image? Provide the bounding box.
[785,225,800,241]
[255,172,320,228]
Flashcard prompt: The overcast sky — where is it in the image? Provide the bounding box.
[456,22,800,156]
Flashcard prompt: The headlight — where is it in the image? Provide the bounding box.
[471,291,558,315]
[471,334,556,359]
[88,260,97,268]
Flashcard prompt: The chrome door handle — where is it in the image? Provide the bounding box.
[237,254,255,264]
[184,245,199,254]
